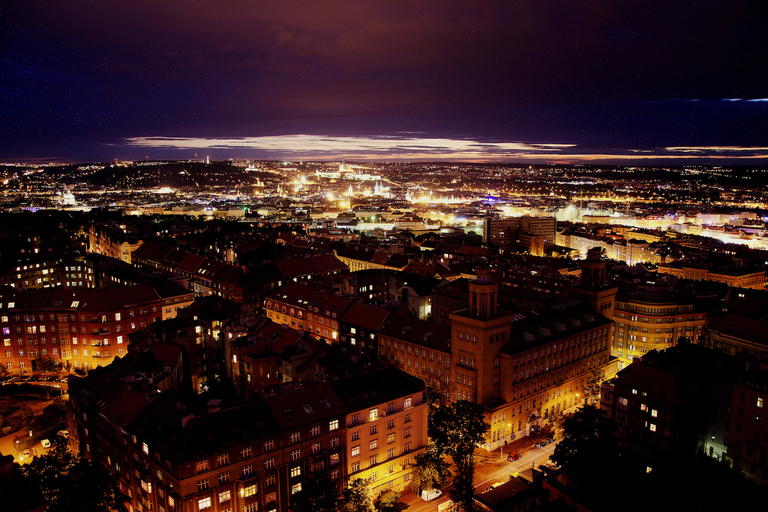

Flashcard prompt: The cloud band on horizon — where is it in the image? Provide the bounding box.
[122,135,768,162]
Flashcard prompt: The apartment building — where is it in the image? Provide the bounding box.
[377,315,453,393]
[657,263,766,290]
[68,362,425,512]
[483,216,556,248]
[448,269,615,449]
[265,284,353,344]
[728,360,768,485]
[0,284,191,372]
[612,291,706,369]
[330,367,427,496]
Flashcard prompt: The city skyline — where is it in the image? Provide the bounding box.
[3,1,768,164]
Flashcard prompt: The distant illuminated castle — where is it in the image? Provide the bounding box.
[57,187,77,206]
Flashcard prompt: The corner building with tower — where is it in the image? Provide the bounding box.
[449,268,616,450]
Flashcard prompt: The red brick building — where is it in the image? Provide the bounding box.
[0,284,191,372]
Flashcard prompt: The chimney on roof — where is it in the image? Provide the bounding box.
[181,413,195,428]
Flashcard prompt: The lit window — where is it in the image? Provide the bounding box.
[218,491,231,503]
[329,419,339,431]
[352,445,360,457]
[198,497,211,510]
[243,484,257,497]
[758,398,764,408]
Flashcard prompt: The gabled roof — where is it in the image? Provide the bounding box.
[501,301,612,355]
[403,260,457,279]
[330,366,425,413]
[398,274,441,296]
[378,314,451,352]
[275,254,347,279]
[612,363,681,406]
[267,282,319,304]
[308,291,353,315]
[194,259,225,278]
[0,283,163,311]
[132,241,161,260]
[264,382,345,431]
[340,303,389,331]
[177,253,206,274]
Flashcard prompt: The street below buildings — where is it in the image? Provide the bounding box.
[0,388,67,464]
[397,434,558,512]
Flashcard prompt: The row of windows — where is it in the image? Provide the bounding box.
[350,442,412,473]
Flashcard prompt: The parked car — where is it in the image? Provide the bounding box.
[41,439,51,449]
[507,453,522,462]
[421,489,442,502]
[535,439,550,448]
[57,430,69,439]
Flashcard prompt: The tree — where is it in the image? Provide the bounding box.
[430,400,489,512]
[290,477,339,512]
[22,442,125,512]
[340,478,374,512]
[36,356,63,374]
[375,489,402,512]
[408,443,452,493]
[582,367,604,406]
[551,405,617,479]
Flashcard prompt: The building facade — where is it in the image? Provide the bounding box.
[67,364,425,512]
[0,285,190,372]
[446,269,615,449]
[612,291,706,369]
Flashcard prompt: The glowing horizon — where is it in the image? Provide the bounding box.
[120,135,768,163]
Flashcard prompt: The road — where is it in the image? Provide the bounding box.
[0,384,69,464]
[400,441,557,512]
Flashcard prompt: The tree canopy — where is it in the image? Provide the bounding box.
[290,477,340,512]
[408,443,452,493]
[340,478,374,512]
[430,400,489,512]
[551,405,617,478]
[21,442,125,512]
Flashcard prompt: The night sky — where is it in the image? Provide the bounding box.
[3,1,768,163]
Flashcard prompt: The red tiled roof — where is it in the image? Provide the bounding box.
[340,303,389,331]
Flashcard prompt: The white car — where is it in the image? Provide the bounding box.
[421,489,442,502]
[41,439,51,449]
[57,430,69,439]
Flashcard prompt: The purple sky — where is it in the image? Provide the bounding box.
[3,1,768,163]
